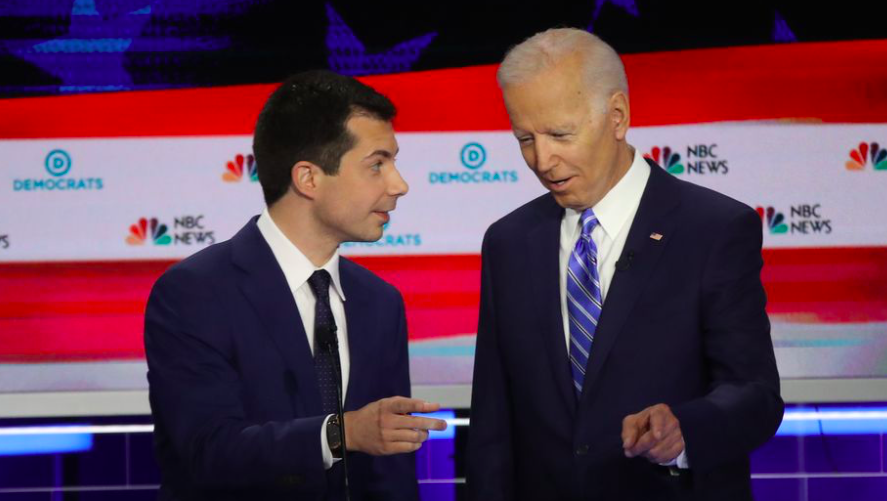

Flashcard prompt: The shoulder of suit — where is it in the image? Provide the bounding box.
[156,237,234,289]
[667,174,758,223]
[486,192,556,237]
[339,257,401,300]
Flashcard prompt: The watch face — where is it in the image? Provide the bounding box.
[327,417,342,451]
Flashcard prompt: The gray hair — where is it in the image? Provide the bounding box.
[497,28,628,113]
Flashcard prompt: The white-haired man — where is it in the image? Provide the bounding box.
[468,28,783,500]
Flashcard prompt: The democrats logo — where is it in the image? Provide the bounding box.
[846,142,887,171]
[645,144,728,176]
[342,222,422,249]
[45,149,72,176]
[222,154,258,182]
[756,205,832,236]
[461,143,486,169]
[428,142,519,184]
[13,149,104,192]
[126,216,216,247]
[0,234,8,250]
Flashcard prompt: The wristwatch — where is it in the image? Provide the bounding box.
[326,414,343,459]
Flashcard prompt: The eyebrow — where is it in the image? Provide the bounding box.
[546,124,576,133]
[363,148,399,160]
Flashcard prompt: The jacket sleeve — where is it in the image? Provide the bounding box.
[144,266,328,492]
[671,207,784,473]
[467,228,515,501]
[363,290,421,501]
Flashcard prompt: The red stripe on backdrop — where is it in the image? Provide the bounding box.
[0,247,885,363]
[1,40,887,140]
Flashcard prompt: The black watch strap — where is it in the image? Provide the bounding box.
[326,414,343,459]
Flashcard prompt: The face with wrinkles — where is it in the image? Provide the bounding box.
[502,55,631,210]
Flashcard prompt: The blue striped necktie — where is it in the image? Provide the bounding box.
[566,209,602,398]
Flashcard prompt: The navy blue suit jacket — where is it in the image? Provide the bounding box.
[468,161,783,501]
[145,218,418,501]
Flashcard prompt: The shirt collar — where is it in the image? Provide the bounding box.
[564,147,650,240]
[256,208,346,301]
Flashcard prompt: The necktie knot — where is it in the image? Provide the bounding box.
[580,209,598,240]
[307,269,332,300]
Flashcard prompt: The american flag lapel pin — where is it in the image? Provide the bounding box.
[649,232,663,241]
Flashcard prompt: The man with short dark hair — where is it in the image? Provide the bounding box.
[146,70,446,501]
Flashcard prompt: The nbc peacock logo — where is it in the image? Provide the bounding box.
[222,154,258,182]
[846,142,887,171]
[126,218,172,246]
[644,146,684,175]
[755,207,788,235]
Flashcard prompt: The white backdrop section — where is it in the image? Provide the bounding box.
[3,136,264,262]
[2,124,885,262]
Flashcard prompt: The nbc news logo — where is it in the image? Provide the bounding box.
[846,142,887,171]
[126,216,216,246]
[222,154,258,182]
[645,145,728,176]
[756,205,831,235]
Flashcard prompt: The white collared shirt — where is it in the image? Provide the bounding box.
[559,148,650,341]
[557,149,689,468]
[256,209,349,469]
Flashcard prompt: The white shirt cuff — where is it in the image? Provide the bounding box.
[659,449,690,469]
[320,414,336,469]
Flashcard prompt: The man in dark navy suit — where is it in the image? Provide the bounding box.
[145,70,446,501]
[468,28,783,500]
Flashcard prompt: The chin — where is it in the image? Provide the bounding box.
[350,228,384,243]
[550,192,575,208]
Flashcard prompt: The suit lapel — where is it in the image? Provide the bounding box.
[339,259,372,411]
[581,162,682,398]
[526,195,577,416]
[231,218,323,415]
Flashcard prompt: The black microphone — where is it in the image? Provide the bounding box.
[615,251,634,271]
[317,324,338,351]
[320,324,351,501]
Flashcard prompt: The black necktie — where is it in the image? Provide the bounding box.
[307,270,339,415]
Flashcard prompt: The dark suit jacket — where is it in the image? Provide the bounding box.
[144,217,418,501]
[468,160,784,501]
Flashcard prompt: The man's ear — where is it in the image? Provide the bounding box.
[291,160,323,199]
[608,91,631,141]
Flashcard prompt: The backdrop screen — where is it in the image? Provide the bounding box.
[1,41,887,398]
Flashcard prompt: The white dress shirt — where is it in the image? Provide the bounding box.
[557,149,689,468]
[257,209,349,469]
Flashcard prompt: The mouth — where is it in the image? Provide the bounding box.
[546,176,573,192]
[373,211,391,223]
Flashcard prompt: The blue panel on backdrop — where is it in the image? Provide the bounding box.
[0,432,93,456]
[777,407,887,436]
[414,410,455,440]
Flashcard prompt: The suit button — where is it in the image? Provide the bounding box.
[575,445,589,456]
[278,474,303,486]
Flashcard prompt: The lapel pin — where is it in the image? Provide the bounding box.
[649,232,663,241]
